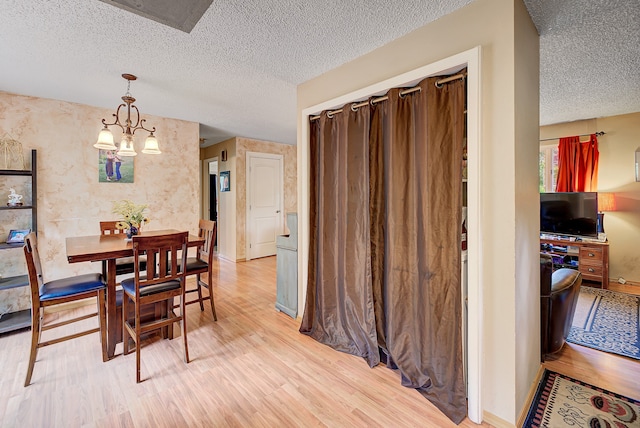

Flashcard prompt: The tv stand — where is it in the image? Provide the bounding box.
[540,237,609,288]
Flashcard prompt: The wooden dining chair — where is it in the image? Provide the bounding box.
[99,221,145,276]
[183,219,217,320]
[121,231,189,383]
[23,232,107,386]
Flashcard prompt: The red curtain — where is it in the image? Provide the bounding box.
[555,134,599,192]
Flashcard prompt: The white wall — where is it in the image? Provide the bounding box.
[514,0,543,419]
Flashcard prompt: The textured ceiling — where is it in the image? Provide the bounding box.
[0,0,638,147]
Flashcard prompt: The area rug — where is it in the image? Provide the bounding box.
[523,370,640,427]
[567,286,640,360]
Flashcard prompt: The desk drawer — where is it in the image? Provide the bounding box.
[580,247,603,262]
[579,263,603,280]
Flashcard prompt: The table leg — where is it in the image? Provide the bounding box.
[106,258,117,359]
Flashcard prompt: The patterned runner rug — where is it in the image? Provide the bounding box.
[567,286,640,360]
[523,370,640,427]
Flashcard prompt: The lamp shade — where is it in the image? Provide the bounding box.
[598,192,616,212]
[94,127,117,150]
[141,133,161,154]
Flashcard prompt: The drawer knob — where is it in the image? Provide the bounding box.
[588,267,595,272]
[588,252,595,257]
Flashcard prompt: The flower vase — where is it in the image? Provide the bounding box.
[126,225,139,239]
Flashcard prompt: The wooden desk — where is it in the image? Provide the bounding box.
[540,237,610,288]
[66,229,203,358]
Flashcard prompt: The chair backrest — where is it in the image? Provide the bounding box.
[197,219,217,263]
[100,221,123,235]
[23,232,44,305]
[131,231,189,291]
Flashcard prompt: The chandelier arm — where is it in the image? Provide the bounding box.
[133,118,156,135]
[125,104,155,134]
[100,104,127,132]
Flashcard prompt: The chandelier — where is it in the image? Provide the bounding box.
[94,73,160,156]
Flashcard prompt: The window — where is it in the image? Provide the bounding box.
[539,145,559,192]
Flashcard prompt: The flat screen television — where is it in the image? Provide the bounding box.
[540,192,598,238]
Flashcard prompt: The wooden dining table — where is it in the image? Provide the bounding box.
[66,229,203,359]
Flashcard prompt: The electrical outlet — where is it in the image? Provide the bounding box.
[618,277,627,284]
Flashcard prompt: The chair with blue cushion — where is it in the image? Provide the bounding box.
[121,231,189,383]
[183,219,217,320]
[23,232,107,387]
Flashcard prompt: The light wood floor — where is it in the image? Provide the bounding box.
[2,258,638,427]
[0,256,489,428]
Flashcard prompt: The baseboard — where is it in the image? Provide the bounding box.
[217,254,239,263]
[482,411,515,428]
[608,278,640,287]
[516,366,545,428]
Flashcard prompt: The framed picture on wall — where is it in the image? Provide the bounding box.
[220,171,230,192]
[7,229,30,244]
[98,147,134,183]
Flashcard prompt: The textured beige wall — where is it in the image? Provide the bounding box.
[0,91,200,314]
[297,0,539,423]
[541,112,640,285]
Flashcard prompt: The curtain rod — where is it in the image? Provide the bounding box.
[540,131,606,142]
[310,72,466,121]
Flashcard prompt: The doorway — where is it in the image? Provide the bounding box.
[202,157,218,247]
[245,152,284,260]
[299,48,482,422]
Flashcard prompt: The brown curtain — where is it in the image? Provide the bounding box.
[555,134,599,192]
[301,73,467,424]
[300,102,380,367]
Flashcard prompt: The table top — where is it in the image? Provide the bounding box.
[66,229,203,264]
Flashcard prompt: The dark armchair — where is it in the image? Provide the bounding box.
[540,253,582,359]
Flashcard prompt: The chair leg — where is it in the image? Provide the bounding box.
[135,299,142,383]
[181,293,189,364]
[196,273,204,311]
[167,297,174,340]
[206,271,217,321]
[123,293,130,356]
[24,307,42,387]
[98,289,108,362]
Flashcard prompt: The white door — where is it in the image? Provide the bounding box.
[246,152,283,260]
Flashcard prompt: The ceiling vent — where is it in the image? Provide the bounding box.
[98,0,213,33]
